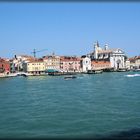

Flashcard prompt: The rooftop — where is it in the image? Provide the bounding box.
[91,60,111,65]
[129,56,140,62]
[60,56,81,61]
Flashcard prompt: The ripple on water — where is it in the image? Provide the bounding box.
[0,73,140,138]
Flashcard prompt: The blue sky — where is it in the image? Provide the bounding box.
[0,2,140,58]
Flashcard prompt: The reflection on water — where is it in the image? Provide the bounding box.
[27,75,48,80]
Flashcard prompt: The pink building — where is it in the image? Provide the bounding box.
[60,56,82,72]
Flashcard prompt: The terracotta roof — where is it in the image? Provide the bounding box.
[27,58,44,63]
[43,55,60,59]
[28,60,44,63]
[129,56,140,61]
[60,56,81,61]
[0,58,10,63]
[91,60,111,65]
[0,57,10,61]
[0,58,5,62]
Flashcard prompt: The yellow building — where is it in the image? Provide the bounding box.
[23,60,46,74]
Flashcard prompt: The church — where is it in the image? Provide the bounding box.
[90,41,126,70]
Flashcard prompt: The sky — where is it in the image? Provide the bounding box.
[0,2,140,58]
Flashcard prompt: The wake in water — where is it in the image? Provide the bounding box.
[125,74,140,77]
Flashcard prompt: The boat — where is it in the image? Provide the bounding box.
[94,70,103,74]
[17,72,30,77]
[133,69,140,72]
[0,73,17,78]
[20,74,28,77]
[48,72,63,76]
[87,70,103,74]
[64,75,77,79]
[117,69,127,72]
[103,68,114,72]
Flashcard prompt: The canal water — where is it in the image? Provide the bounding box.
[0,72,140,139]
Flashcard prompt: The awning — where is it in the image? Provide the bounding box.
[45,69,59,73]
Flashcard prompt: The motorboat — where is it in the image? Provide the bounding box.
[64,75,77,79]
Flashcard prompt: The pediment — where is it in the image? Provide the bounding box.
[113,48,124,54]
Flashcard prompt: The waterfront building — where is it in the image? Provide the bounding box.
[0,58,10,74]
[81,55,91,72]
[129,57,136,69]
[125,59,130,70]
[10,55,35,72]
[23,59,46,74]
[90,41,126,70]
[129,56,140,69]
[91,60,111,70]
[60,56,82,72]
[43,54,60,71]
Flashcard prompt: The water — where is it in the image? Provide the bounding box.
[0,72,140,139]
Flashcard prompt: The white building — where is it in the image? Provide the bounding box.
[125,59,130,70]
[90,41,126,70]
[10,55,35,72]
[81,55,91,72]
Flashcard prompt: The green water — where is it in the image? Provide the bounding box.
[0,72,140,139]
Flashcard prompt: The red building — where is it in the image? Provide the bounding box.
[0,58,10,73]
[91,60,111,70]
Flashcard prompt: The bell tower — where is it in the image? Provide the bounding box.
[104,44,109,50]
[94,41,99,59]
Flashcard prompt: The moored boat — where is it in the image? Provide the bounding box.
[87,70,103,74]
[117,69,127,72]
[133,69,140,72]
[0,73,17,78]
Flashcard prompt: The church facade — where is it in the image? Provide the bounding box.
[90,42,126,70]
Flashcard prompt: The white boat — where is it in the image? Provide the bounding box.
[133,69,140,72]
[7,73,18,77]
[117,68,127,72]
[87,70,103,74]
[0,73,17,78]
[17,72,33,77]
